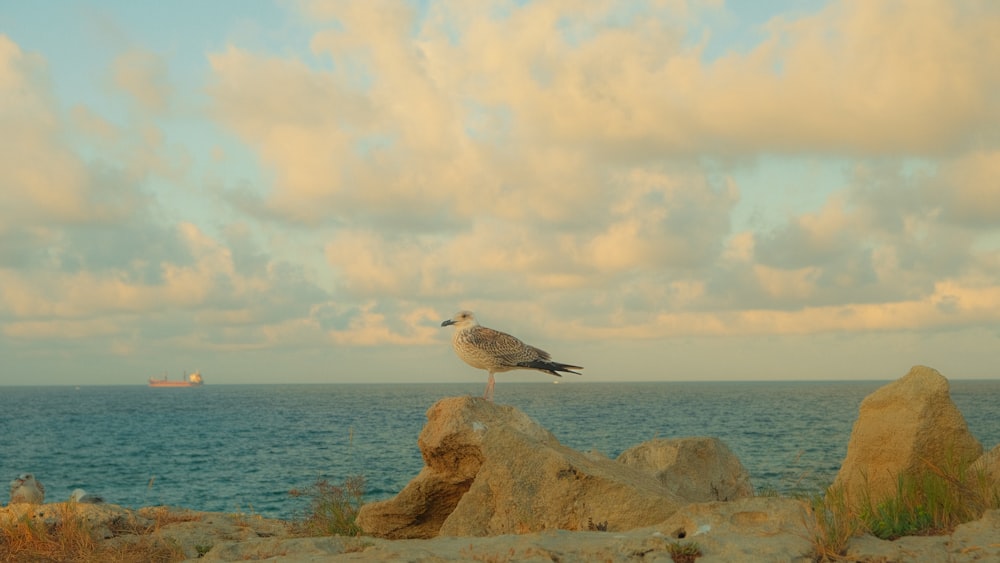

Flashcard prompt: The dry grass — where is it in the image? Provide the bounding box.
[666,541,703,563]
[0,504,185,563]
[288,475,366,537]
[803,485,860,561]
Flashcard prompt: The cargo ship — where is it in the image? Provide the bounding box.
[148,371,204,388]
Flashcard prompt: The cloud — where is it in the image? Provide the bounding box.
[4,1,1000,381]
[111,49,171,114]
[200,0,1000,345]
[923,150,1000,225]
[0,35,150,229]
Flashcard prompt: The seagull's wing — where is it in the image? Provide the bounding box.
[472,326,550,366]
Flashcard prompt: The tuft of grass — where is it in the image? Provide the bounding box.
[803,456,1000,559]
[289,475,366,537]
[666,540,702,563]
[228,503,260,528]
[857,457,999,540]
[803,485,859,561]
[586,517,608,531]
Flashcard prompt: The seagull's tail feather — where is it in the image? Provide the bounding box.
[520,360,583,377]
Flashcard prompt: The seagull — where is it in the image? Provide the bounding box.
[441,310,583,401]
[69,489,105,504]
[9,473,45,504]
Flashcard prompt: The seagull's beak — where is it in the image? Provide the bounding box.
[441,319,455,327]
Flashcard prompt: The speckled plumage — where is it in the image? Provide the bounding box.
[441,310,582,401]
[9,473,45,505]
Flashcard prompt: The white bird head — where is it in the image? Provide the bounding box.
[69,488,104,503]
[9,472,45,504]
[10,473,35,488]
[441,310,478,328]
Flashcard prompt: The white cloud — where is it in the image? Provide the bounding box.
[4,1,1000,382]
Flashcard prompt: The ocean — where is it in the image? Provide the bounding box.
[1,380,998,520]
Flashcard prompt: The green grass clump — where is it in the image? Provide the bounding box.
[805,457,1000,560]
[289,476,366,537]
[858,459,998,540]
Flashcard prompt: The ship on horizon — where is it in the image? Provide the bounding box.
[148,371,204,388]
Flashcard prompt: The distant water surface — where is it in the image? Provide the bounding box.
[1,381,997,519]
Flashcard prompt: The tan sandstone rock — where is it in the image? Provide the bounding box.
[845,509,1000,563]
[356,396,687,538]
[833,365,983,509]
[618,437,754,502]
[648,496,815,562]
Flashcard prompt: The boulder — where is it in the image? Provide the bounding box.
[832,366,983,508]
[356,396,687,538]
[617,437,754,502]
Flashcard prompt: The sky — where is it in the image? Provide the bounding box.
[1,0,999,386]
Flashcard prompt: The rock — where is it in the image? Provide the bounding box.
[136,507,290,560]
[356,396,686,538]
[832,365,983,508]
[845,509,1000,563]
[617,437,754,502]
[647,496,815,562]
[4,500,988,562]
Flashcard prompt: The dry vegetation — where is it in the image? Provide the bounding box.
[0,476,368,562]
[288,475,366,537]
[0,503,188,563]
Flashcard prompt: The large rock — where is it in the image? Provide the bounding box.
[833,365,983,508]
[617,437,754,502]
[356,396,687,538]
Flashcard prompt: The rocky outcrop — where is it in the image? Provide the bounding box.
[832,365,983,508]
[6,370,1000,563]
[356,396,692,538]
[844,509,1000,563]
[617,437,754,502]
[5,501,1000,562]
[648,496,815,562]
[0,502,290,561]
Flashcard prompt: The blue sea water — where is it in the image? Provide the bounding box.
[1,381,998,520]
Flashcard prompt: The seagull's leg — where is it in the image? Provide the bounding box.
[484,371,495,401]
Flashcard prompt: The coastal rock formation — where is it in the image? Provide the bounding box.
[649,496,814,561]
[833,365,983,508]
[844,509,1000,563]
[356,396,688,538]
[617,437,754,502]
[5,370,1000,562]
[5,501,1000,562]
